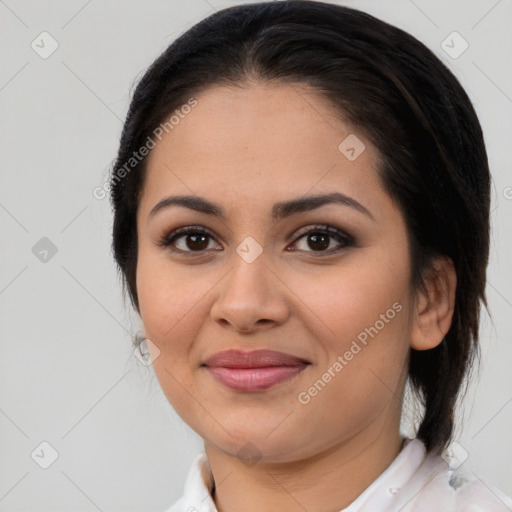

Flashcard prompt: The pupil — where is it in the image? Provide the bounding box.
[187,234,208,250]
[309,233,329,251]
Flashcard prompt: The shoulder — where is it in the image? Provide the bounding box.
[163,453,216,512]
[165,496,204,512]
[450,476,512,512]
[164,490,213,512]
[401,448,512,512]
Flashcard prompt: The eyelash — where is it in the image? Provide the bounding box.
[157,224,355,256]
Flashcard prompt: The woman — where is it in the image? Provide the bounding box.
[110,1,511,510]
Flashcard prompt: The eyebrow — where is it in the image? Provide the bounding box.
[149,192,375,222]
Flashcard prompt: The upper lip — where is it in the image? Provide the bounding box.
[203,349,310,369]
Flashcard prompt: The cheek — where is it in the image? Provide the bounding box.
[136,250,209,341]
[294,282,411,449]
[291,249,412,402]
[135,252,206,409]
[286,249,410,346]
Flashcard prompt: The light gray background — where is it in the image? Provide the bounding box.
[0,0,511,510]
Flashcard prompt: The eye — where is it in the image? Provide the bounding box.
[158,226,221,254]
[289,224,354,254]
[158,224,354,256]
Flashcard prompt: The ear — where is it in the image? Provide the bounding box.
[410,255,457,351]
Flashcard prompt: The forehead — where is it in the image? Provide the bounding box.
[139,82,389,220]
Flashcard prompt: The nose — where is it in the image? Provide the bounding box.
[210,249,290,334]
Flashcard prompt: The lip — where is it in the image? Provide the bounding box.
[202,349,310,392]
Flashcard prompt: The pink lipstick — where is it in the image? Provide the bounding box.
[203,349,309,392]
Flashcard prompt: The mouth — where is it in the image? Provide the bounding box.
[202,349,310,392]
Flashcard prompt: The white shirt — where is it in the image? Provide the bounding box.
[166,438,512,511]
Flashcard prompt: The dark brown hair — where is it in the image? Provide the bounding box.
[110,0,490,452]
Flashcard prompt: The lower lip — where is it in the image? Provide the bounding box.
[206,365,307,391]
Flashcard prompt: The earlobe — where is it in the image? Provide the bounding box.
[410,255,457,351]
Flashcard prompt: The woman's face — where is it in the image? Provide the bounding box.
[136,82,416,463]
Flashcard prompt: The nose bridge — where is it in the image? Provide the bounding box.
[210,237,289,331]
[228,236,271,297]
[235,234,265,266]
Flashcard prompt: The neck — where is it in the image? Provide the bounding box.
[204,414,404,512]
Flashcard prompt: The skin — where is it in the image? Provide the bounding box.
[135,82,456,512]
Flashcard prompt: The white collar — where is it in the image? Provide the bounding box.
[167,438,512,511]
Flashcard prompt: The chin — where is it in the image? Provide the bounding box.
[203,425,312,464]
